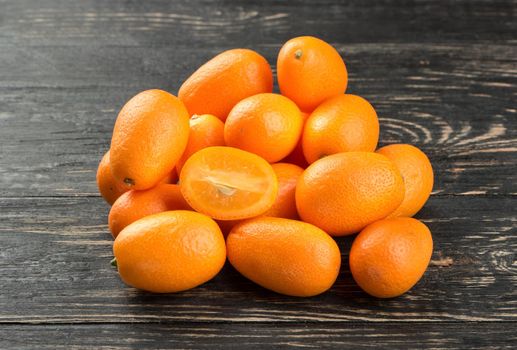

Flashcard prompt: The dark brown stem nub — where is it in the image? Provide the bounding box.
[295,49,303,59]
[110,258,117,267]
[124,178,135,186]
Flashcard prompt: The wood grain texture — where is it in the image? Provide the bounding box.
[0,196,515,323]
[1,0,516,47]
[1,0,516,348]
[0,43,515,197]
[1,323,516,349]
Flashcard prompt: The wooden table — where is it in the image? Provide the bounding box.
[1,0,516,348]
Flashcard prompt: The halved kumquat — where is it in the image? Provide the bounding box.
[180,146,278,220]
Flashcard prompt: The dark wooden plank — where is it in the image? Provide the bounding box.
[0,195,515,323]
[1,0,516,47]
[1,322,516,349]
[0,43,515,197]
[0,0,516,347]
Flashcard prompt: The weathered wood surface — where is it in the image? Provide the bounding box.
[0,195,515,324]
[0,43,516,197]
[1,323,516,349]
[0,0,516,348]
[1,0,516,46]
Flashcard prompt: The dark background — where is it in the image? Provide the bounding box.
[0,0,516,348]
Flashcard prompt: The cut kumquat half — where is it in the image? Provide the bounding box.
[179,146,278,220]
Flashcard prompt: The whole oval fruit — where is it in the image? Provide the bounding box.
[296,152,405,236]
[113,210,226,293]
[376,144,434,217]
[277,36,347,112]
[224,93,303,163]
[349,217,433,298]
[303,94,379,164]
[179,49,273,121]
[110,89,190,191]
[108,184,191,238]
[227,217,341,297]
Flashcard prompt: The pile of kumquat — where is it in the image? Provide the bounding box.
[97,36,434,298]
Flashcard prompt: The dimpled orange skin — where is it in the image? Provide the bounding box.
[349,217,433,298]
[303,94,379,164]
[376,144,434,218]
[277,36,348,112]
[176,114,225,175]
[108,184,191,238]
[178,49,273,121]
[96,151,129,205]
[114,210,226,293]
[224,93,303,163]
[296,152,405,236]
[110,89,190,190]
[180,146,278,220]
[227,217,341,297]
